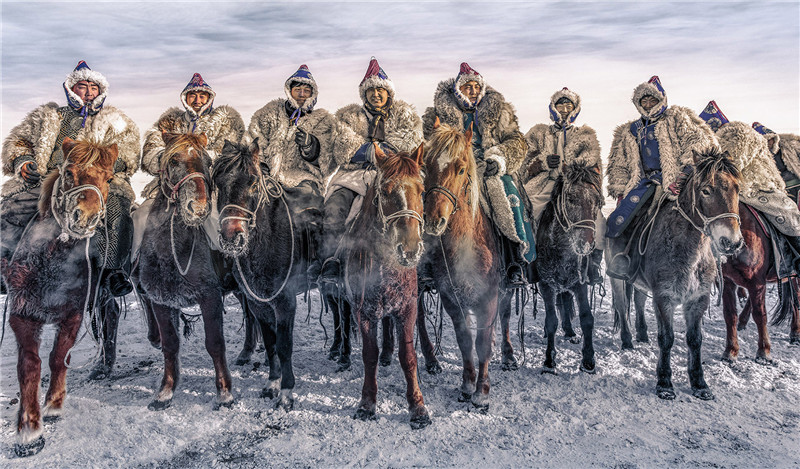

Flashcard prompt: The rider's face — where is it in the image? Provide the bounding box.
[639,95,660,112]
[72,81,100,103]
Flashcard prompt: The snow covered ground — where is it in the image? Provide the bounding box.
[1,276,799,468]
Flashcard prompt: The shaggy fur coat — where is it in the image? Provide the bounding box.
[421,78,527,176]
[775,133,800,180]
[523,124,602,195]
[606,105,718,200]
[332,99,423,172]
[1,103,140,200]
[246,99,337,188]
[717,121,785,199]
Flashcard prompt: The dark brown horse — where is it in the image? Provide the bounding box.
[607,149,742,400]
[344,143,430,428]
[132,132,233,411]
[212,139,309,410]
[2,138,118,457]
[721,203,800,363]
[422,118,504,410]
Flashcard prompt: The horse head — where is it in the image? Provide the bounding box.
[678,148,743,256]
[553,161,604,256]
[212,139,265,257]
[422,117,478,236]
[373,142,426,266]
[159,131,212,226]
[41,137,118,239]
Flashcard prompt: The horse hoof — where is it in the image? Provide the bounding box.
[621,342,634,351]
[327,349,341,361]
[754,356,774,366]
[426,361,443,375]
[14,436,45,458]
[580,362,596,374]
[353,408,376,421]
[636,336,649,344]
[457,392,472,403]
[501,358,519,371]
[149,339,161,350]
[335,357,351,373]
[692,388,714,401]
[233,354,251,366]
[147,399,172,411]
[410,413,432,430]
[656,388,676,400]
[88,365,111,381]
[790,336,800,346]
[275,391,294,411]
[42,414,61,423]
[737,323,747,332]
[379,354,392,367]
[471,402,490,414]
[568,336,581,345]
[260,387,278,400]
[541,367,557,375]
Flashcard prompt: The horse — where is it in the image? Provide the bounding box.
[532,161,604,373]
[1,138,118,457]
[132,131,233,411]
[211,139,309,410]
[721,202,800,363]
[421,118,508,410]
[607,149,743,400]
[342,143,431,428]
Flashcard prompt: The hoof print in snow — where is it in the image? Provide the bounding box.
[14,436,45,458]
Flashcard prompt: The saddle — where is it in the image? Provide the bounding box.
[745,204,799,279]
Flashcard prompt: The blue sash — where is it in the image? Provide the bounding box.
[502,174,536,262]
[606,173,661,238]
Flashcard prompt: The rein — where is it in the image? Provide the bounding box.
[424,174,472,218]
[554,180,598,237]
[50,169,107,240]
[673,198,740,237]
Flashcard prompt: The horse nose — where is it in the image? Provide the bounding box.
[72,209,82,224]
[719,236,732,252]
[732,238,744,253]
[234,232,246,249]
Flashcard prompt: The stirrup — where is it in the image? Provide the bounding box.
[104,269,133,297]
[606,253,632,281]
[317,258,341,285]
[505,263,527,288]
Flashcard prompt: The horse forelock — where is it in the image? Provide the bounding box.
[212,142,258,183]
[66,140,115,170]
[425,124,479,218]
[160,134,209,171]
[38,169,60,217]
[379,152,423,194]
[681,149,741,195]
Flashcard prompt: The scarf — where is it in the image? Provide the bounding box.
[64,86,104,128]
[364,96,392,142]
[285,100,311,126]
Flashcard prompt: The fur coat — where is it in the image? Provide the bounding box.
[422,78,527,176]
[523,123,602,194]
[246,99,337,188]
[141,105,244,176]
[775,133,800,181]
[2,102,140,200]
[331,99,423,172]
[606,105,718,200]
[717,121,785,199]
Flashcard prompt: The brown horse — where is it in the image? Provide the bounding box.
[132,132,233,411]
[422,118,504,411]
[344,143,431,428]
[721,203,800,363]
[2,138,118,457]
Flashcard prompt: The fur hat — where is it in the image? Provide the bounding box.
[632,75,668,120]
[753,122,781,154]
[180,73,216,117]
[548,87,581,126]
[63,60,108,113]
[453,62,487,108]
[698,100,729,133]
[284,64,318,112]
[359,57,395,103]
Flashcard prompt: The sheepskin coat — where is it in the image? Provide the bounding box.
[606,105,718,200]
[141,104,244,176]
[774,133,800,181]
[717,121,785,199]
[2,103,140,200]
[246,99,337,188]
[524,123,602,194]
[332,99,423,172]
[422,78,527,176]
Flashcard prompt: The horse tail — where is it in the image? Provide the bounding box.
[772,279,798,327]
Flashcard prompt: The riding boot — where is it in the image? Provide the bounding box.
[588,248,604,285]
[306,220,324,287]
[96,194,134,297]
[787,235,800,273]
[505,238,527,288]
[318,187,357,286]
[418,258,435,293]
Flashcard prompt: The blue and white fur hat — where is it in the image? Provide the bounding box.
[285,64,318,112]
[698,100,729,132]
[548,87,581,126]
[180,73,216,118]
[632,75,667,120]
[753,122,780,154]
[63,60,108,114]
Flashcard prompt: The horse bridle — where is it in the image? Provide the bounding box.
[159,147,210,208]
[375,172,425,235]
[51,163,107,239]
[673,193,740,237]
[554,180,600,235]
[424,174,472,217]
[218,173,275,230]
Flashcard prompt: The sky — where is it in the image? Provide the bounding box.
[2,0,799,176]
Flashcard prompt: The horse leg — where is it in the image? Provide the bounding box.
[148,303,181,410]
[441,292,476,401]
[684,294,713,400]
[498,290,518,371]
[396,300,431,429]
[611,278,634,350]
[198,292,234,409]
[540,283,559,374]
[89,291,120,380]
[337,298,353,372]
[234,292,258,366]
[254,304,281,399]
[272,293,297,410]
[738,296,752,332]
[574,285,596,373]
[327,293,342,361]
[416,294,441,374]
[792,278,800,345]
[721,279,741,362]
[749,283,772,364]
[634,288,649,343]
[557,291,578,342]
[354,315,379,421]
[379,316,394,367]
[141,292,161,349]
[43,311,83,421]
[653,294,676,400]
[9,315,46,457]
[471,291,499,411]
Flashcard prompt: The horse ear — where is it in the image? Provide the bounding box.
[161,131,180,146]
[433,116,441,130]
[414,143,425,167]
[197,133,208,148]
[62,137,77,159]
[720,150,731,160]
[249,139,261,163]
[374,142,387,165]
[692,149,702,164]
[222,139,236,155]
[465,121,473,144]
[107,143,119,165]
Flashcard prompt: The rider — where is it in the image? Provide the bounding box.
[246,64,338,282]
[605,76,718,277]
[1,61,140,296]
[318,57,424,284]
[753,122,800,202]
[523,87,604,284]
[421,62,532,286]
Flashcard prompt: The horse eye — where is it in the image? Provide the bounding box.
[458,168,465,175]
[701,187,711,196]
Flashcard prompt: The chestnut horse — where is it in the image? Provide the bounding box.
[422,119,505,410]
[2,138,118,457]
[132,132,233,411]
[344,143,430,428]
[607,149,742,400]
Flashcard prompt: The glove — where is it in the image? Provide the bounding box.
[546,153,560,169]
[484,159,499,178]
[113,158,127,173]
[20,161,40,185]
[668,182,680,196]
[295,128,312,148]
[296,129,320,163]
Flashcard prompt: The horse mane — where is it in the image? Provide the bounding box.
[212,141,257,181]
[160,134,210,172]
[38,169,60,217]
[679,147,741,194]
[425,123,479,219]
[555,162,604,204]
